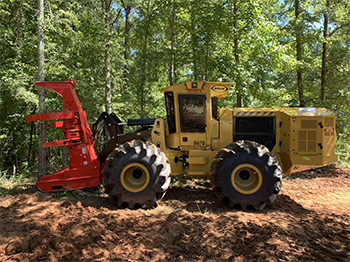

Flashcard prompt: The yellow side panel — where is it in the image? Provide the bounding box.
[165,133,180,149]
[187,150,218,177]
[210,119,219,138]
[188,156,209,165]
[287,155,338,174]
[150,118,167,151]
[180,133,207,149]
[322,116,336,156]
[275,114,338,175]
[292,116,320,155]
[164,150,184,176]
[218,108,233,150]
[278,112,292,154]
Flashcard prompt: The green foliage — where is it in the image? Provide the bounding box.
[0,0,349,176]
[170,174,188,187]
[0,170,37,195]
[336,128,350,168]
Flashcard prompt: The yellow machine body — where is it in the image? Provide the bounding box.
[151,81,337,177]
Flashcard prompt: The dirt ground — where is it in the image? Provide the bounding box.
[0,166,349,262]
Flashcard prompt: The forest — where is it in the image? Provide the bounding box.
[0,0,349,177]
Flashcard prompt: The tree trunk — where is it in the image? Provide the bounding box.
[321,0,329,105]
[0,93,3,171]
[233,1,241,107]
[27,106,37,165]
[120,1,131,117]
[192,45,198,80]
[295,0,305,107]
[105,43,112,114]
[139,1,166,117]
[169,2,176,85]
[102,0,112,114]
[62,147,69,167]
[0,138,3,172]
[140,25,149,118]
[123,5,131,86]
[204,45,209,81]
[190,11,199,80]
[38,0,47,177]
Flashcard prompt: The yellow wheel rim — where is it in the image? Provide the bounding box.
[120,163,150,193]
[231,164,263,195]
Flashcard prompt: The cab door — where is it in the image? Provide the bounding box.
[178,94,207,148]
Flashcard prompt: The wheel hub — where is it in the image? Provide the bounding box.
[121,163,150,193]
[238,168,252,182]
[231,164,263,195]
[131,168,144,181]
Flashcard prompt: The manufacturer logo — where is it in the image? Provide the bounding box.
[211,85,228,92]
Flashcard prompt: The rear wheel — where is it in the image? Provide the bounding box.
[210,140,282,210]
[102,140,171,208]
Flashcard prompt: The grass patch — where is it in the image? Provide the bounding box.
[336,133,350,168]
[170,174,212,190]
[170,174,188,187]
[0,172,37,195]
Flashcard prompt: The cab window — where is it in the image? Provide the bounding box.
[165,92,176,134]
[179,94,205,133]
[212,97,218,120]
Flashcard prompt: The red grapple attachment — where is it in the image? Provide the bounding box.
[26,80,101,192]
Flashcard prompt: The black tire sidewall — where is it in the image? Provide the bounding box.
[102,139,171,208]
[218,154,276,204]
[111,153,162,201]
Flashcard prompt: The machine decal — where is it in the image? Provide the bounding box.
[211,85,228,93]
[194,141,206,147]
[324,128,335,137]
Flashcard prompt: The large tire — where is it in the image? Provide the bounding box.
[210,140,282,210]
[102,140,171,208]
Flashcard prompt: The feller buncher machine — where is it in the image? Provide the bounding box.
[27,80,337,210]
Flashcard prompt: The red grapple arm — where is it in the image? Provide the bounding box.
[27,80,101,192]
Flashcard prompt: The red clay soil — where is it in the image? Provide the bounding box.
[0,166,349,261]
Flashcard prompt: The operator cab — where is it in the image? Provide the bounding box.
[161,81,231,150]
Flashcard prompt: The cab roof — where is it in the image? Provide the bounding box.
[160,81,232,99]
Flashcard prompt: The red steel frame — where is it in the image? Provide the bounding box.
[26,80,102,192]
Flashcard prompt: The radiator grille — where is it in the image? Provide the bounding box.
[324,117,334,127]
[298,130,317,152]
[308,131,316,140]
[298,141,306,152]
[298,131,307,140]
[301,120,317,129]
[308,141,316,151]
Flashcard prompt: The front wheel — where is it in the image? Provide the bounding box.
[210,141,282,210]
[102,140,171,208]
